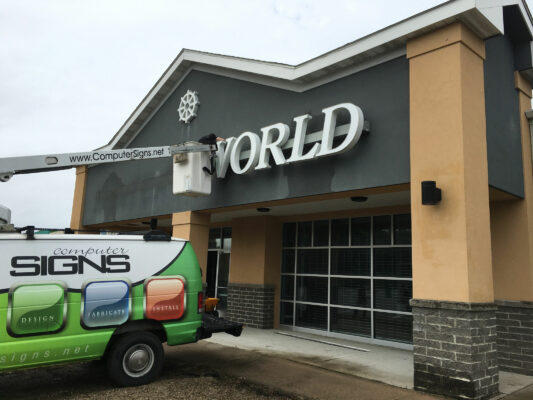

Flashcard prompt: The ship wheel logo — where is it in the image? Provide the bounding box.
[177,90,200,124]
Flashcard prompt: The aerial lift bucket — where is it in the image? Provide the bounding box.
[172,141,212,196]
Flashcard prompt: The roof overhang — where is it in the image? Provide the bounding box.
[105,0,533,150]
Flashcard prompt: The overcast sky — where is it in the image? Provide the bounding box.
[1,0,530,228]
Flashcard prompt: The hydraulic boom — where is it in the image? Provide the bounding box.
[0,143,216,182]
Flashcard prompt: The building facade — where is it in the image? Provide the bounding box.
[71,1,533,399]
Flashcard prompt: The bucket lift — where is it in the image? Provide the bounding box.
[0,135,243,343]
[0,135,220,196]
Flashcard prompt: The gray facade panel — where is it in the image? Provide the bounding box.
[484,35,524,198]
[83,58,410,225]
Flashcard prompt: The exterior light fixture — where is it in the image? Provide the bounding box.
[141,218,158,229]
[351,196,368,202]
[257,207,270,212]
[421,181,442,205]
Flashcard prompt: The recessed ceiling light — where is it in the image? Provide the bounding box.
[351,196,368,202]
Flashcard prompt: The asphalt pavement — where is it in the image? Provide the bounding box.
[2,337,533,399]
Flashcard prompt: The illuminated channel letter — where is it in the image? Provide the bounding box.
[287,114,319,163]
[215,102,365,178]
[317,103,364,157]
[256,123,290,170]
[216,137,236,178]
[229,132,261,174]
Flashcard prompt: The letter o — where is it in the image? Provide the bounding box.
[230,132,261,174]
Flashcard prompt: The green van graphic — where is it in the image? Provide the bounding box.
[8,283,66,337]
[0,234,241,386]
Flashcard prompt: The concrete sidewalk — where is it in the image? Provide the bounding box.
[207,327,414,388]
[200,327,533,399]
[167,341,442,400]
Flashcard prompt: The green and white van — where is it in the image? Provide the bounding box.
[0,231,235,386]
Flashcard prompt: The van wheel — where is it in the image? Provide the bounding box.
[106,332,164,387]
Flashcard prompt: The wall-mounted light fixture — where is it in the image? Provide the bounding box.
[421,181,441,205]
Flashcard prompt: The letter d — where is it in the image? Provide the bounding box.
[317,103,364,157]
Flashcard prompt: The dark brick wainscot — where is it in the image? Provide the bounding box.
[411,299,498,400]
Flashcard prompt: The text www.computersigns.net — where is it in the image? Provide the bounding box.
[0,344,91,365]
[69,148,165,163]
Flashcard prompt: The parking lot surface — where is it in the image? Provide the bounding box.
[0,352,297,400]
[11,339,533,400]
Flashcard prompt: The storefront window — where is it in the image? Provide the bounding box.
[393,214,411,245]
[296,276,328,304]
[351,217,371,246]
[330,308,371,337]
[280,214,413,345]
[331,218,349,246]
[373,215,391,245]
[373,280,412,312]
[313,220,329,246]
[297,221,312,247]
[282,223,296,247]
[373,247,412,278]
[208,228,221,249]
[222,227,232,251]
[331,248,370,276]
[330,278,370,308]
[280,302,293,325]
[295,304,327,330]
[281,275,294,301]
[297,249,328,274]
[281,249,295,273]
[374,312,412,343]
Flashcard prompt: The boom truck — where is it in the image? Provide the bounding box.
[0,135,242,386]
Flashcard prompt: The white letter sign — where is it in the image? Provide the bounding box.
[317,103,364,157]
[256,123,290,170]
[216,137,236,178]
[287,114,320,163]
[229,132,261,174]
[215,102,365,178]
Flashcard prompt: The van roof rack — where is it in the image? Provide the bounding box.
[7,225,172,241]
[143,230,171,242]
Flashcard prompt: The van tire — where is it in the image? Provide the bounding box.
[106,332,164,387]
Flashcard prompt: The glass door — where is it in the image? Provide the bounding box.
[207,228,232,310]
[215,251,230,310]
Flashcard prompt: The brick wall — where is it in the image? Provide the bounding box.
[496,300,533,375]
[226,284,275,329]
[411,300,498,400]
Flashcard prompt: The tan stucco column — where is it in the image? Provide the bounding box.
[70,166,88,231]
[490,73,533,376]
[407,23,497,399]
[172,211,210,277]
[226,216,282,328]
[408,22,493,303]
[491,73,533,302]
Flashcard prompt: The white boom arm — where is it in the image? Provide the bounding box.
[0,144,215,182]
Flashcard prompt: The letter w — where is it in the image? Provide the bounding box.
[69,154,92,163]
